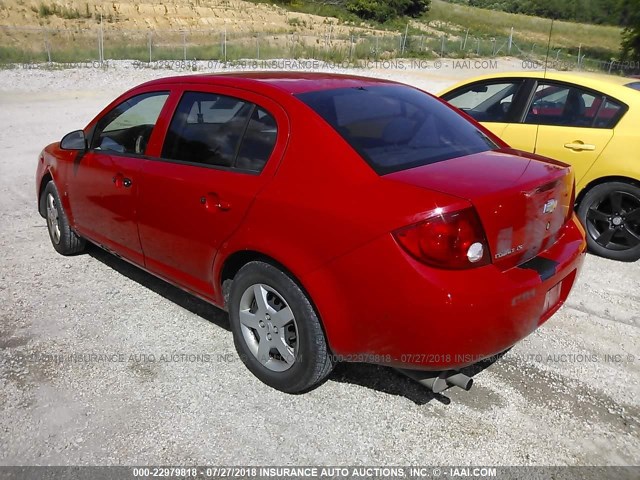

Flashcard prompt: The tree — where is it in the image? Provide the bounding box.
[620,0,640,61]
[346,0,430,22]
[405,0,431,17]
[346,0,394,22]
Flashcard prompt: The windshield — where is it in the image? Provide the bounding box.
[626,81,640,91]
[297,85,496,175]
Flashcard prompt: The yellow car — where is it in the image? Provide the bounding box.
[440,72,640,261]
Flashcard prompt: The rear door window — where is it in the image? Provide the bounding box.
[525,82,625,128]
[594,99,625,128]
[298,85,496,175]
[235,107,278,172]
[162,92,277,172]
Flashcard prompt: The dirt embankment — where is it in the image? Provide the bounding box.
[0,0,378,34]
[0,0,400,59]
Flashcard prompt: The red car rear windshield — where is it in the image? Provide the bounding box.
[297,85,496,175]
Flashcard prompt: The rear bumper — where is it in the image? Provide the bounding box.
[303,215,587,370]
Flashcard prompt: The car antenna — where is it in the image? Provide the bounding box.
[534,18,555,154]
[543,19,554,81]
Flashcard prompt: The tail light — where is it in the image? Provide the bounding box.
[393,207,491,269]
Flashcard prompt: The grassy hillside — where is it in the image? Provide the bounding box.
[0,0,624,64]
[266,0,622,58]
[428,0,622,58]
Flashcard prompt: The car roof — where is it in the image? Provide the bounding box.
[440,71,640,103]
[137,71,401,95]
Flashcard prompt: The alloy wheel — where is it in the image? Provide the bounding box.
[46,193,61,245]
[238,283,298,372]
[585,190,640,251]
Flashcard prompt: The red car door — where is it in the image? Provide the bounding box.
[136,87,288,299]
[68,91,170,265]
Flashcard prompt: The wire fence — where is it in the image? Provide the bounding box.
[1,24,638,75]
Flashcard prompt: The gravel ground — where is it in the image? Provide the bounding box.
[0,60,638,467]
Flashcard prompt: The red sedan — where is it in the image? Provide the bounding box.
[36,72,586,393]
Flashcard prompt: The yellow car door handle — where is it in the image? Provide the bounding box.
[564,142,596,151]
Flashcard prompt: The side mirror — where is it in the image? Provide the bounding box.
[60,130,87,151]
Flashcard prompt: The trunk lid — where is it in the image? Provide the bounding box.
[386,149,574,269]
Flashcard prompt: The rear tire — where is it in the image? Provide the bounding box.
[228,261,334,393]
[577,182,640,262]
[43,181,86,256]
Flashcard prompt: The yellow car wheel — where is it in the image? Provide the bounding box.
[577,182,640,262]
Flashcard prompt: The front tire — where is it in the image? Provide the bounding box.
[43,181,86,255]
[228,261,334,393]
[577,182,640,262]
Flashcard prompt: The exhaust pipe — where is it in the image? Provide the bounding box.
[397,369,473,393]
[397,369,448,393]
[445,372,473,391]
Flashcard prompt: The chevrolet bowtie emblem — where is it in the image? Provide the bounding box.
[543,199,558,214]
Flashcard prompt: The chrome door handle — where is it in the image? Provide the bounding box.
[564,142,596,151]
